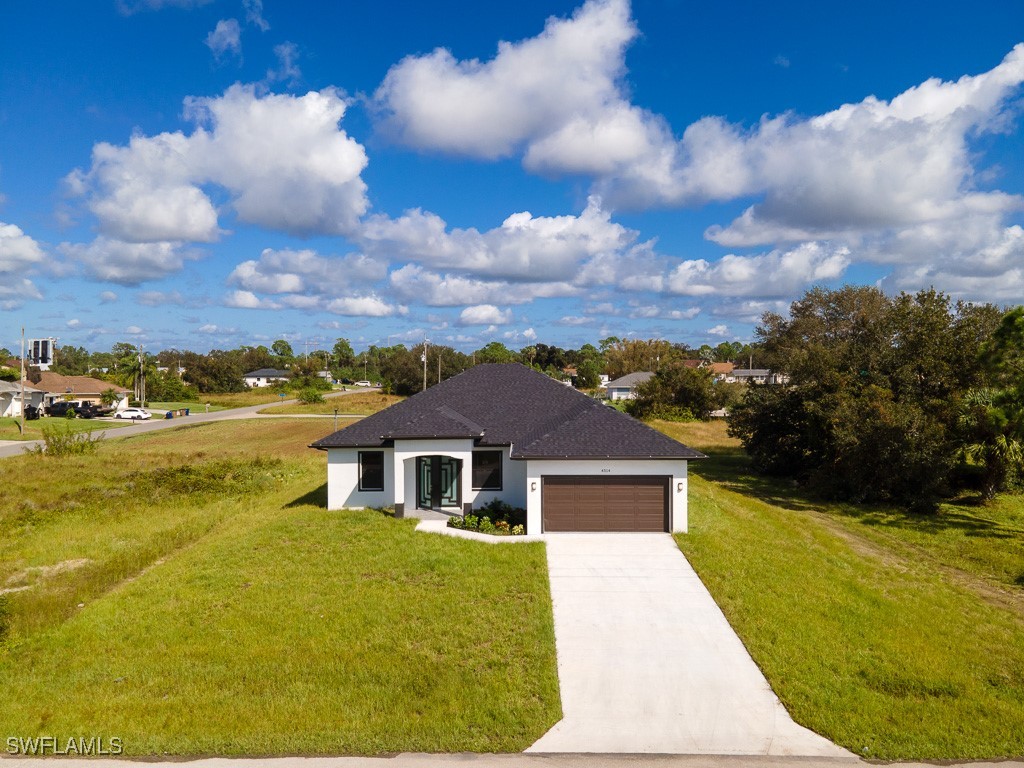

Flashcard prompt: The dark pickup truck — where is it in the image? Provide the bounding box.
[45,401,114,419]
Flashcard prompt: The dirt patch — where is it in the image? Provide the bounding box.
[3,558,91,592]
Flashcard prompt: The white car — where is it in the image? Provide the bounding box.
[353,380,373,387]
[116,407,152,420]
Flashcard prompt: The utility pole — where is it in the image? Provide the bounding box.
[422,339,428,392]
[19,326,26,435]
[438,351,441,384]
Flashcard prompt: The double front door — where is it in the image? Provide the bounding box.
[416,455,461,509]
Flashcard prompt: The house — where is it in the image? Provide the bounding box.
[0,380,46,417]
[604,371,654,400]
[30,372,131,410]
[311,364,704,534]
[727,368,789,385]
[243,368,291,388]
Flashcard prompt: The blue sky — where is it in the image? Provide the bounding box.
[2,0,1023,355]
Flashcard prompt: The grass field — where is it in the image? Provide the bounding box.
[260,392,403,416]
[0,416,133,441]
[0,418,559,755]
[659,419,1024,760]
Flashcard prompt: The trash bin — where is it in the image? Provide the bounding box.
[184,408,190,416]
[165,411,173,419]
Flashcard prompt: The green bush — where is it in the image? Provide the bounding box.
[297,387,325,404]
[27,426,102,457]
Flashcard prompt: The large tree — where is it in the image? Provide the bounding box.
[730,286,1003,511]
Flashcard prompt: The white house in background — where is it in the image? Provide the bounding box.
[28,338,57,371]
[604,371,654,400]
[0,380,46,417]
[726,368,790,385]
[243,368,291,388]
[311,364,704,534]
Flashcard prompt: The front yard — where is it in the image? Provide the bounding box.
[0,419,559,755]
[660,419,1024,760]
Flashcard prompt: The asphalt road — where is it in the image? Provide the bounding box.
[0,388,371,459]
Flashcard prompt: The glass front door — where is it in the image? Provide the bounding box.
[415,455,461,509]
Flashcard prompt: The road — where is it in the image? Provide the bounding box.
[0,388,371,459]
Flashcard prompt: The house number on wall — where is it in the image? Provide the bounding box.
[600,468,611,473]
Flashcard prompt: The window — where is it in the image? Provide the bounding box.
[359,451,385,491]
[472,450,502,490]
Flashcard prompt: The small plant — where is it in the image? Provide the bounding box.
[447,501,527,535]
[27,426,102,457]
[64,406,77,420]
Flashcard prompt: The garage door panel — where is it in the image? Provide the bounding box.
[542,476,668,532]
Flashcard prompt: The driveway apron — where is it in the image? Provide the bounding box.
[527,533,853,756]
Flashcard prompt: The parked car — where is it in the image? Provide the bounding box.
[46,401,76,418]
[353,380,372,387]
[24,405,40,420]
[115,407,152,420]
[74,402,112,419]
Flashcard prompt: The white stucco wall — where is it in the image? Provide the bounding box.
[524,458,689,534]
[471,446,527,509]
[326,448,395,510]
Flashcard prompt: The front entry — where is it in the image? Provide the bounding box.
[416,455,462,509]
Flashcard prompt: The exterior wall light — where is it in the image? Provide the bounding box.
[676,482,683,492]
[530,481,537,491]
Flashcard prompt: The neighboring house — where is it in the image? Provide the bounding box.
[0,380,46,417]
[682,359,735,381]
[243,368,291,388]
[31,373,130,410]
[727,369,789,385]
[311,364,704,534]
[605,371,654,400]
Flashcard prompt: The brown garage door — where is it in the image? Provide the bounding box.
[542,476,669,532]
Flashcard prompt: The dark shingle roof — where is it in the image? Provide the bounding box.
[311,363,704,460]
[244,368,291,378]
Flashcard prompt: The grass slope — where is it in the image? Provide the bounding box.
[0,416,133,441]
[0,419,559,755]
[660,420,1024,760]
[260,392,404,416]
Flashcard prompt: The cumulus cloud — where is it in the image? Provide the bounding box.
[389,264,578,306]
[205,19,241,60]
[666,242,850,298]
[0,221,45,305]
[61,237,201,285]
[67,84,368,243]
[375,0,635,159]
[360,196,632,281]
[459,304,513,326]
[98,290,118,303]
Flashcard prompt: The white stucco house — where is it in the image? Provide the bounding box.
[0,380,46,417]
[311,364,704,534]
[604,371,654,400]
[243,368,291,388]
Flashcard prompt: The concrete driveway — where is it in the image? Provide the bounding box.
[527,533,853,757]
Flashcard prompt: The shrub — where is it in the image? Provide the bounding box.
[297,387,325,404]
[446,500,527,535]
[27,426,102,457]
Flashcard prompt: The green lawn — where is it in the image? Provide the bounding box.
[659,419,1024,760]
[0,418,559,755]
[260,392,404,416]
[0,416,133,441]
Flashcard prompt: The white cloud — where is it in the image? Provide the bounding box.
[375,0,635,159]
[98,290,118,304]
[459,304,513,325]
[61,237,201,285]
[667,242,850,298]
[198,323,219,333]
[68,84,368,242]
[389,264,577,306]
[228,247,385,300]
[628,304,701,320]
[126,325,144,335]
[267,42,301,84]
[361,196,631,281]
[223,289,278,309]
[558,315,594,326]
[243,0,269,30]
[205,19,241,60]
[66,318,81,329]
[0,221,45,305]
[136,290,186,306]
[706,324,730,337]
[523,327,537,341]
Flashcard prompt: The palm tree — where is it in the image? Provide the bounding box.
[958,388,1024,500]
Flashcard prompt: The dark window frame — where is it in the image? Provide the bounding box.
[358,451,385,492]
[472,450,503,491]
